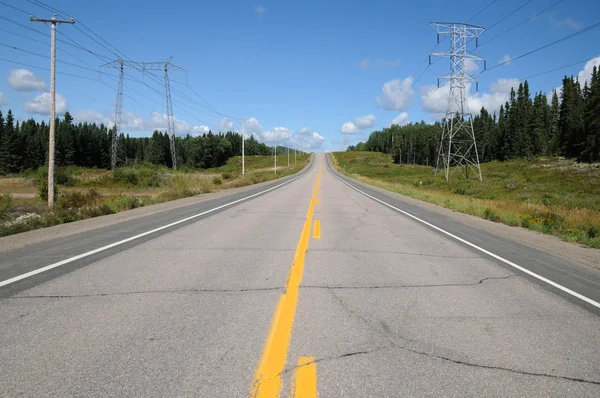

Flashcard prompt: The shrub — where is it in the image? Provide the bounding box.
[212,177,222,185]
[0,193,13,221]
[587,225,599,239]
[520,215,532,228]
[37,180,58,202]
[222,172,234,180]
[57,191,88,209]
[483,208,500,222]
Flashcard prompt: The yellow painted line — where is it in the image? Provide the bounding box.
[292,357,317,398]
[316,199,320,205]
[251,162,322,397]
[313,220,321,239]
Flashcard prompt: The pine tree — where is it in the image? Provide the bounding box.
[1,110,22,173]
[582,66,600,161]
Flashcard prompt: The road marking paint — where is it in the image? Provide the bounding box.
[0,167,314,289]
[292,357,317,398]
[251,162,322,397]
[313,220,321,239]
[316,199,320,205]
[325,157,600,310]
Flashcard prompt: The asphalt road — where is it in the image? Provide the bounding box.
[1,154,600,397]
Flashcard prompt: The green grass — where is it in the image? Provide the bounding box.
[331,151,600,248]
[0,154,311,237]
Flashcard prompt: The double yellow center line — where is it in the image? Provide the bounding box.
[251,157,322,397]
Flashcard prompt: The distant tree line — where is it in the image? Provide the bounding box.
[348,66,600,164]
[0,111,281,174]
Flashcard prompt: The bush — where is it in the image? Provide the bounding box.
[222,172,234,180]
[520,215,532,228]
[37,180,58,202]
[483,208,500,222]
[112,167,163,187]
[0,193,13,221]
[587,225,599,239]
[212,177,222,185]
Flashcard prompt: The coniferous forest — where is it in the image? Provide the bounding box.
[348,68,600,165]
[0,111,277,175]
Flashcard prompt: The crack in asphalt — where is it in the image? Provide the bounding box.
[323,286,600,386]
[301,275,518,290]
[308,248,481,258]
[3,286,283,299]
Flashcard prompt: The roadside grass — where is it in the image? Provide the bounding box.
[0,154,310,237]
[330,151,600,248]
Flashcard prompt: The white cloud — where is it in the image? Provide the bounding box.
[500,55,512,65]
[298,127,311,136]
[577,56,600,87]
[8,69,46,92]
[340,122,360,134]
[552,16,582,29]
[73,109,211,136]
[465,58,480,74]
[219,117,237,132]
[376,59,400,67]
[391,112,409,127]
[242,117,263,136]
[260,126,324,150]
[354,114,376,129]
[24,92,68,115]
[0,92,7,106]
[376,77,414,110]
[421,78,521,119]
[358,58,370,69]
[192,125,210,135]
[255,5,265,15]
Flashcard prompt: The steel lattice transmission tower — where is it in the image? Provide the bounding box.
[430,22,486,181]
[101,57,186,169]
[101,58,124,169]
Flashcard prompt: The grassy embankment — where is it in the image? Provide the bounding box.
[330,151,600,248]
[0,154,310,237]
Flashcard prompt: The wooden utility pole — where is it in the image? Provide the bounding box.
[30,13,75,208]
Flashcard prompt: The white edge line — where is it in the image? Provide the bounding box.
[325,156,600,310]
[0,165,313,288]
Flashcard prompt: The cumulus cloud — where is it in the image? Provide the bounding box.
[24,92,68,115]
[219,117,237,132]
[421,78,521,119]
[577,56,600,87]
[354,114,376,129]
[465,58,480,74]
[391,112,409,127]
[500,55,512,65]
[340,122,360,134]
[72,109,211,136]
[242,117,263,136]
[260,126,324,149]
[0,92,7,106]
[8,69,46,91]
[376,77,414,110]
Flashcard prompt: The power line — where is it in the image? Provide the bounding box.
[485,0,534,32]
[483,20,600,72]
[0,1,31,15]
[479,0,566,47]
[466,0,498,23]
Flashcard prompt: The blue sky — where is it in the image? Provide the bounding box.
[0,0,599,152]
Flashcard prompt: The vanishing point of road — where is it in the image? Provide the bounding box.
[1,154,599,397]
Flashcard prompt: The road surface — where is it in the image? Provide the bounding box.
[1,154,599,397]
